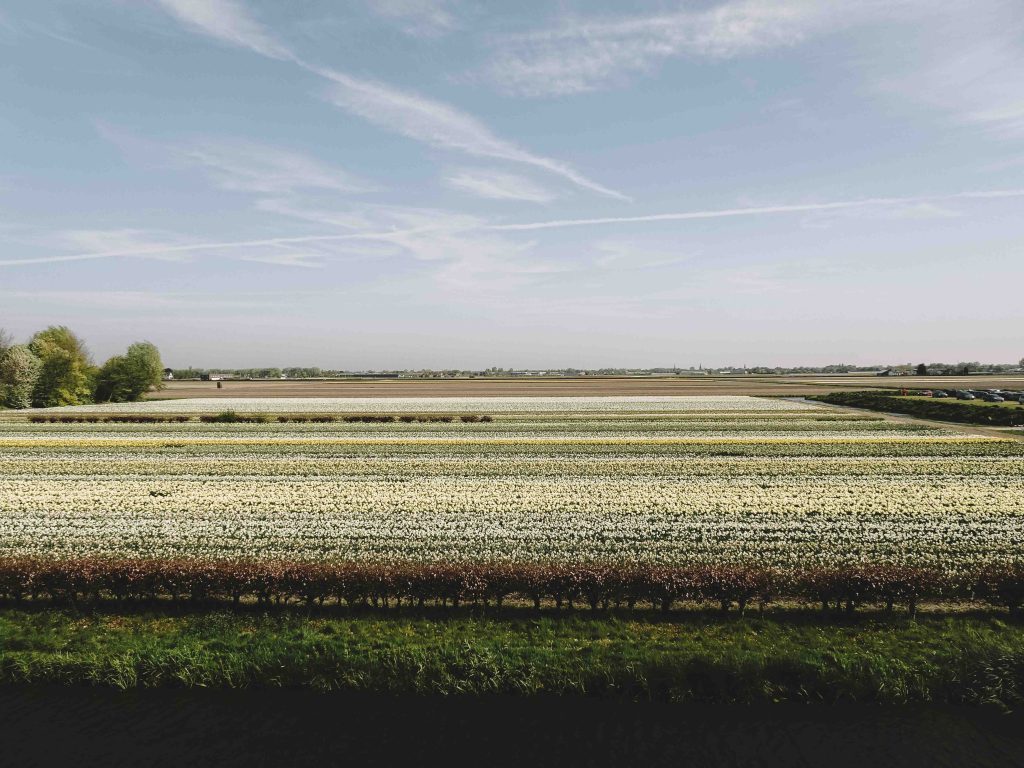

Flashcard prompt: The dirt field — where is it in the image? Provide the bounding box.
[147,375,1024,399]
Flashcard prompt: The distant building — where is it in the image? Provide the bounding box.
[162,368,174,380]
[876,369,892,376]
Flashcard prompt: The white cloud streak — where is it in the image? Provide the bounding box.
[367,0,458,37]
[312,65,628,200]
[485,0,869,97]
[153,0,292,60]
[181,139,368,194]
[444,168,556,202]
[876,1,1024,140]
[151,0,624,199]
[5,188,1022,267]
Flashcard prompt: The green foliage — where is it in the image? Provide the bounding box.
[28,326,95,407]
[0,345,43,409]
[95,342,164,403]
[209,410,242,423]
[1,609,1023,705]
[811,391,1024,427]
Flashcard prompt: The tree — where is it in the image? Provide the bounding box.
[28,326,95,407]
[915,363,928,376]
[0,328,12,360]
[0,345,42,409]
[95,341,164,402]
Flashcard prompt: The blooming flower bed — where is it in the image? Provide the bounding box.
[1,396,1021,610]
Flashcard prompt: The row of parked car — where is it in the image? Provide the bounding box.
[918,389,1024,403]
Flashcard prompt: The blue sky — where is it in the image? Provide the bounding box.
[1,0,1022,369]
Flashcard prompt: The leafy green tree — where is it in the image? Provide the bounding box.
[28,326,95,407]
[0,328,12,360]
[0,345,43,409]
[915,363,928,376]
[95,341,164,402]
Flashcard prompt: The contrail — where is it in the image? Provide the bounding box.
[3,189,1022,266]
[487,190,1024,231]
[0,225,459,266]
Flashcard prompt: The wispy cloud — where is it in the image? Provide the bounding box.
[591,241,692,271]
[0,226,383,267]
[97,122,367,199]
[875,1,1024,140]
[0,289,285,311]
[799,201,961,229]
[6,188,1022,267]
[444,168,556,203]
[483,0,868,97]
[236,251,325,268]
[153,0,292,59]
[151,0,624,199]
[314,66,628,200]
[181,139,368,194]
[367,0,458,37]
[46,229,201,263]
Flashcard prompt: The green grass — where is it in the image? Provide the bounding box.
[2,608,1023,706]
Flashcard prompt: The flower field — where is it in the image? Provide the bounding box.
[1,396,1022,612]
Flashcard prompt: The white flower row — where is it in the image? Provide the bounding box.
[0,475,1020,574]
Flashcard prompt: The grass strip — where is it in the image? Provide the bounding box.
[2,609,1023,706]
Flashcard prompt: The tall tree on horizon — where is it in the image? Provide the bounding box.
[0,344,43,409]
[28,326,95,407]
[95,341,165,403]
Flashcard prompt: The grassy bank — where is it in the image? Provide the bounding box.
[2,609,1023,706]
[810,391,1024,427]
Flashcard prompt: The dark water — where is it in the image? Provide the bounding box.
[2,687,1023,768]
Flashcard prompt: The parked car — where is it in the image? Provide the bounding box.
[918,390,933,397]
[932,390,950,398]
[955,391,976,400]
[981,393,1004,402]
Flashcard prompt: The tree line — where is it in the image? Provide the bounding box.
[0,327,164,409]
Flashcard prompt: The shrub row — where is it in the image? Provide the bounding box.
[811,391,1024,426]
[1,559,1021,614]
[198,413,271,423]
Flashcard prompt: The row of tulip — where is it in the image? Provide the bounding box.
[3,455,1021,478]
[2,436,1015,458]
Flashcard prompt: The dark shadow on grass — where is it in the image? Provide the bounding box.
[1,686,1023,768]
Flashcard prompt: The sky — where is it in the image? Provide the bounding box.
[1,0,1022,369]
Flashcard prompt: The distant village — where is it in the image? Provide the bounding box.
[163,361,1024,382]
